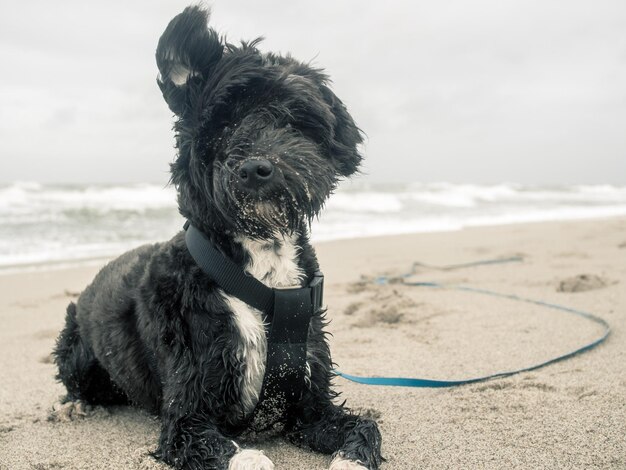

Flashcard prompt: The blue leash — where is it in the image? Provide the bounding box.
[335,258,611,388]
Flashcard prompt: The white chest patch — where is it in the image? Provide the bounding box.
[223,233,305,417]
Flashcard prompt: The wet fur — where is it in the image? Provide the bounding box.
[53,6,382,470]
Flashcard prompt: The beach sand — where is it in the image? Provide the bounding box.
[1,217,625,469]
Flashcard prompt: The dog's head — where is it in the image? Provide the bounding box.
[156,6,362,238]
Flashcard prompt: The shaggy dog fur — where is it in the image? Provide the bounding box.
[53,6,382,470]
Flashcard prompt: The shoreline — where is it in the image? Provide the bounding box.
[1,216,625,468]
[2,214,625,277]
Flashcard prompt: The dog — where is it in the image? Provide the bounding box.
[53,6,382,470]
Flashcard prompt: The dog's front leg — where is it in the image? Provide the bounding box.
[155,369,274,470]
[283,312,383,469]
[285,401,383,470]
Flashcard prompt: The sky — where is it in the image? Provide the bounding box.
[0,1,625,185]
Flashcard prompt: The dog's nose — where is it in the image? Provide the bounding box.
[237,159,274,189]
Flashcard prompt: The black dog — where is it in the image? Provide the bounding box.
[53,6,382,470]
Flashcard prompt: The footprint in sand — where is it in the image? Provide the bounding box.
[570,385,598,400]
[473,380,555,393]
[557,274,614,293]
[343,301,362,316]
[519,382,556,392]
[349,289,418,327]
[30,461,67,470]
[473,381,514,392]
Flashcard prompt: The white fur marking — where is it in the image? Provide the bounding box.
[170,64,195,85]
[223,296,267,415]
[237,234,305,288]
[228,449,274,470]
[329,455,368,470]
[164,48,198,86]
[225,234,305,416]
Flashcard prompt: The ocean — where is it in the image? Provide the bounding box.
[2,180,626,272]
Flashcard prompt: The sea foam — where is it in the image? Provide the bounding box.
[1,181,626,271]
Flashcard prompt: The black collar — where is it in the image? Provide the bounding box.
[183,221,324,318]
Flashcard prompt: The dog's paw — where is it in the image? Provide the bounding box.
[228,449,274,470]
[48,400,92,422]
[329,455,368,470]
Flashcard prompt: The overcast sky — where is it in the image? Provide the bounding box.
[1,1,625,185]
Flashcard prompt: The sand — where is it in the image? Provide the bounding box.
[1,217,625,469]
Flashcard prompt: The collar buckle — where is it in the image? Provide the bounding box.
[310,271,324,313]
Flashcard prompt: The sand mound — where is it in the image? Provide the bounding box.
[557,274,608,292]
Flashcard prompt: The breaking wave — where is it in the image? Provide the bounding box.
[1,181,626,270]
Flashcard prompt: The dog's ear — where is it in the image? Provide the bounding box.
[156,6,223,115]
[321,86,363,177]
